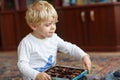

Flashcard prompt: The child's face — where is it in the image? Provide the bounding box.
[32,20,57,39]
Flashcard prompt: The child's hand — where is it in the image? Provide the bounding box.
[82,55,92,74]
[35,72,51,80]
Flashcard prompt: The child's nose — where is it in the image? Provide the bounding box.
[51,25,55,30]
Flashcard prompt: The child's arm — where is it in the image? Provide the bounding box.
[17,41,40,80]
[56,34,89,60]
[82,55,92,74]
[55,34,91,73]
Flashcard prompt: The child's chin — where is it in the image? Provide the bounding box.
[47,35,53,37]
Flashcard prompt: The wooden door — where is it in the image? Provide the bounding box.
[75,7,89,49]
[0,12,17,50]
[56,8,83,45]
[86,6,116,51]
[56,9,66,40]
[15,10,31,45]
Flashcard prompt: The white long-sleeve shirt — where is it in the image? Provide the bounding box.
[17,33,88,80]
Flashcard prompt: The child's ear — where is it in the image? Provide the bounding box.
[30,23,37,30]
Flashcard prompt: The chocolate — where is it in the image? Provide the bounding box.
[45,66,87,80]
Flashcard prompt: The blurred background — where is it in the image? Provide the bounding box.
[0,0,120,52]
[0,0,120,80]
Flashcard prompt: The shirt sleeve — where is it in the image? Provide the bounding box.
[17,40,39,80]
[55,34,88,61]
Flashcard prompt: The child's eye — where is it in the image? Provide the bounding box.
[44,22,57,27]
[45,23,51,27]
[45,24,49,27]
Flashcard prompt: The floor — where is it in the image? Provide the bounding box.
[0,51,120,79]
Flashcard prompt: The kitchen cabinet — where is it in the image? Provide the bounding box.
[56,8,84,45]
[0,11,17,50]
[15,11,31,45]
[0,0,120,51]
[56,3,120,51]
[84,5,118,51]
[0,0,29,51]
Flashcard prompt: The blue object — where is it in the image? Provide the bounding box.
[113,70,120,78]
[70,0,76,5]
[34,55,53,72]
[90,0,108,2]
[105,71,120,80]
[72,69,88,80]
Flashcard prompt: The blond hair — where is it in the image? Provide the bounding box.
[25,0,58,26]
